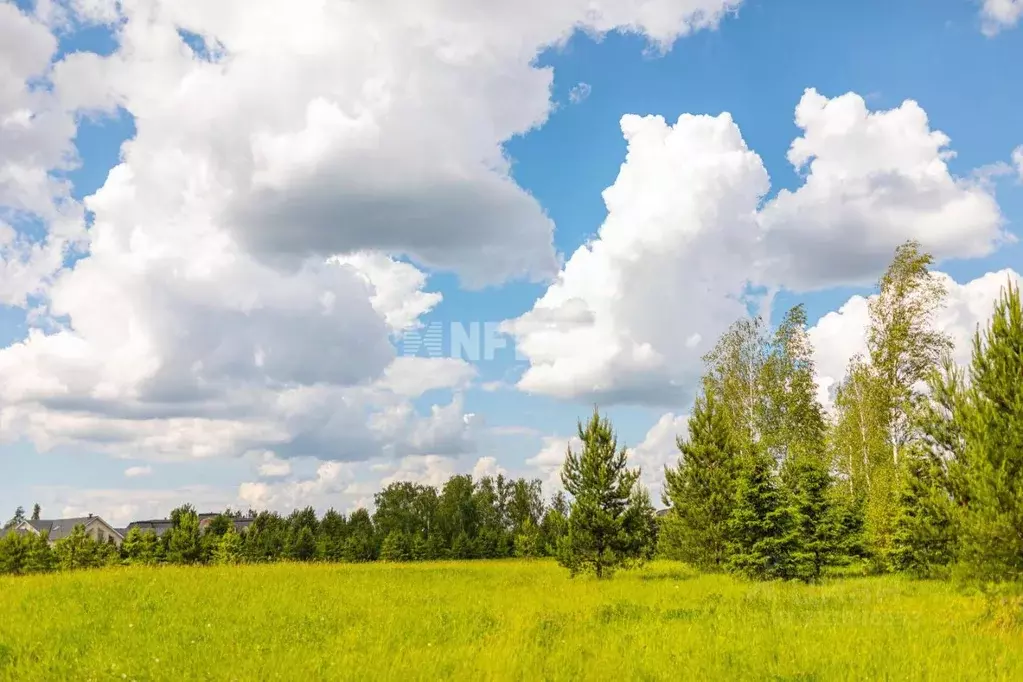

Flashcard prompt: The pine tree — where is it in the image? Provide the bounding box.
[661,387,740,570]
[956,281,1023,582]
[30,504,40,521]
[727,447,800,581]
[558,408,651,579]
[890,446,956,578]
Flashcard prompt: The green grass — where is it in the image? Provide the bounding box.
[1,560,1021,681]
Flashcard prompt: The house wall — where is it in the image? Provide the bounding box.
[84,518,123,547]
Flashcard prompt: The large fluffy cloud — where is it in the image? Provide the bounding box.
[0,4,88,305]
[503,111,768,404]
[45,0,745,286]
[0,0,743,465]
[505,89,1007,405]
[759,91,1004,290]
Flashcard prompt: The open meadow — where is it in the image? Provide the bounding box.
[1,560,1022,681]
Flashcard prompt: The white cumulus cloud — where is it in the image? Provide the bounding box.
[980,0,1023,35]
[505,89,1006,406]
[0,0,746,465]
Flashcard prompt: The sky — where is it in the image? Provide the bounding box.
[1,0,1021,526]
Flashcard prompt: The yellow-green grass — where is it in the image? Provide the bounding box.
[1,560,1021,681]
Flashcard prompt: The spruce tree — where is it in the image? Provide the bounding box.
[956,281,1023,582]
[662,387,740,570]
[727,447,800,581]
[890,446,956,578]
[558,408,651,579]
[789,455,840,582]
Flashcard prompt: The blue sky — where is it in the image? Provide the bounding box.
[1,0,1020,524]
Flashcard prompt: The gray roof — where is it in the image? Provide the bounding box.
[125,519,174,537]
[126,514,255,537]
[25,517,118,542]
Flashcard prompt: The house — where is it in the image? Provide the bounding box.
[11,515,124,547]
[125,513,256,538]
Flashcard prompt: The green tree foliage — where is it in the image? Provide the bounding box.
[557,409,653,579]
[727,447,800,581]
[762,305,828,478]
[703,316,769,451]
[318,509,349,561]
[789,456,841,582]
[862,241,952,567]
[244,511,288,562]
[890,446,957,578]
[122,528,162,565]
[832,359,889,504]
[53,525,102,570]
[343,509,377,562]
[0,531,55,575]
[213,527,244,565]
[540,492,569,556]
[165,505,203,565]
[514,518,543,558]
[437,475,479,552]
[30,504,40,521]
[290,526,317,562]
[0,532,29,575]
[379,530,412,562]
[25,531,54,573]
[954,281,1023,582]
[3,506,26,531]
[661,387,740,570]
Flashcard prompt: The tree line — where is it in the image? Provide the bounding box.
[658,241,1023,584]
[2,240,1021,584]
[0,475,578,574]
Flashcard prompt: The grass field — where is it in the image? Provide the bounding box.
[1,560,1021,681]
